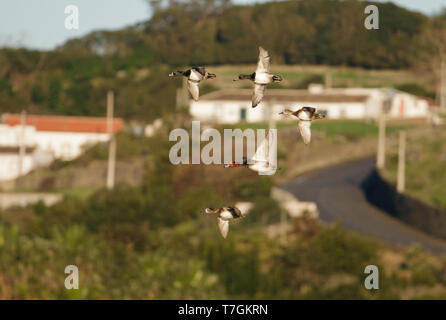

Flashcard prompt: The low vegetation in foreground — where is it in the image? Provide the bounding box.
[1,121,446,299]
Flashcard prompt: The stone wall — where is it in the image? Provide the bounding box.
[361,169,446,240]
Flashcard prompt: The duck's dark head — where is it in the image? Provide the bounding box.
[233,74,252,81]
[302,106,316,113]
[272,75,283,82]
[206,73,217,79]
[314,112,326,120]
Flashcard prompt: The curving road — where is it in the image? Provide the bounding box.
[281,157,446,253]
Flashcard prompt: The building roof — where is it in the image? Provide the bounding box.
[1,114,124,134]
[198,89,369,103]
[0,146,36,154]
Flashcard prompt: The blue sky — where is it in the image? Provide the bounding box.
[0,0,444,50]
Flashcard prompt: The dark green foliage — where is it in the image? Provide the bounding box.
[31,86,45,103]
[47,78,62,112]
[233,177,273,200]
[396,83,435,99]
[305,225,378,274]
[296,75,324,89]
[0,78,13,96]
[177,187,224,220]
[203,237,261,297]
[144,0,428,69]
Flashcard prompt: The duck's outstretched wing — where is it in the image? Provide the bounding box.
[218,217,229,239]
[256,46,270,73]
[187,79,200,101]
[303,106,316,115]
[298,120,312,145]
[252,84,266,108]
[193,66,206,77]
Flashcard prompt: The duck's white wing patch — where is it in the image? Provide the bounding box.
[218,217,229,239]
[187,80,200,101]
[252,134,267,162]
[298,120,312,145]
[252,84,266,108]
[190,69,203,81]
[256,46,270,73]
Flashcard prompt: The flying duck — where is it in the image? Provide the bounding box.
[249,130,278,174]
[224,157,249,168]
[279,107,325,145]
[233,46,283,108]
[169,67,216,101]
[203,206,248,239]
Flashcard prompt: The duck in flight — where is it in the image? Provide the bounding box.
[249,130,278,174]
[203,206,248,239]
[169,67,216,101]
[233,46,283,108]
[279,107,325,145]
[224,157,249,168]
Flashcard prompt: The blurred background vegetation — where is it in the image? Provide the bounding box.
[0,0,445,120]
[1,0,446,299]
[1,122,446,299]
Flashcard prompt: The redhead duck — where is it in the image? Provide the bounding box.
[279,107,325,145]
[203,206,248,238]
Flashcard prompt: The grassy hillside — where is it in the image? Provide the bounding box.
[383,127,446,209]
[207,65,429,93]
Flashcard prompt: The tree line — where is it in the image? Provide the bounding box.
[0,0,445,119]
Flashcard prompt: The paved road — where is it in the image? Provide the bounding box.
[281,157,446,253]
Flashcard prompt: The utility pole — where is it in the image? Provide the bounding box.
[268,99,276,130]
[106,91,116,190]
[397,130,406,193]
[280,209,287,245]
[441,61,446,110]
[176,77,189,110]
[376,113,386,170]
[18,110,26,177]
[324,73,332,90]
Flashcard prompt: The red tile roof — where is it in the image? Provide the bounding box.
[2,114,124,134]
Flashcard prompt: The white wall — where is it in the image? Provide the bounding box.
[191,87,429,123]
[33,131,110,160]
[191,100,367,123]
[0,124,36,146]
[0,124,110,160]
[0,124,113,180]
[310,102,366,119]
[389,93,428,118]
[0,153,34,181]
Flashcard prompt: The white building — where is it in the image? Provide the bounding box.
[0,146,36,181]
[0,114,124,181]
[189,87,429,124]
